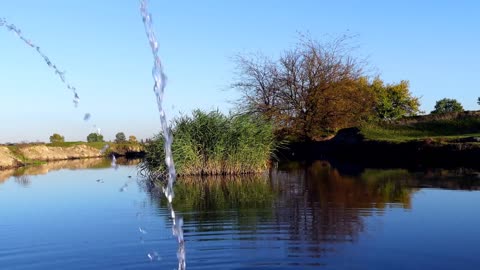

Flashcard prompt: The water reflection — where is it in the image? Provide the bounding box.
[0,157,141,184]
[1,161,479,269]
[143,160,480,268]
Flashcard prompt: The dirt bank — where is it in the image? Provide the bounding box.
[0,146,23,169]
[0,145,102,170]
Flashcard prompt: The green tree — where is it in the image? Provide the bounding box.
[362,77,421,120]
[115,132,126,143]
[49,133,65,143]
[431,98,464,114]
[128,135,137,143]
[87,133,104,143]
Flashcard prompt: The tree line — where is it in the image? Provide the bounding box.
[49,132,138,143]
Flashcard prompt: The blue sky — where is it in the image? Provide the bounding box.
[1,0,479,143]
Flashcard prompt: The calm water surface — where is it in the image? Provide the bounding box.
[1,159,480,269]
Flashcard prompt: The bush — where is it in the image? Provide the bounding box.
[142,109,278,176]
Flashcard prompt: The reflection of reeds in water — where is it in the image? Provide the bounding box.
[154,174,275,210]
[14,175,31,187]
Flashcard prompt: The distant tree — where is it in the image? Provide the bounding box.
[115,132,126,143]
[477,97,480,106]
[362,77,421,120]
[87,133,104,143]
[128,135,137,143]
[431,98,464,114]
[49,133,65,143]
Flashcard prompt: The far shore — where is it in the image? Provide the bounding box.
[0,142,145,170]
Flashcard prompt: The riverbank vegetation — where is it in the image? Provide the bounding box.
[142,110,277,176]
[232,35,421,141]
[361,111,480,143]
[140,35,479,176]
[232,35,480,145]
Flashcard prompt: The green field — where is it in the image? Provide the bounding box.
[360,115,480,143]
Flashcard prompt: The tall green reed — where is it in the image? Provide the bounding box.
[142,109,278,176]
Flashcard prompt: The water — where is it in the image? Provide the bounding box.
[1,160,480,269]
[139,0,176,202]
[139,1,184,268]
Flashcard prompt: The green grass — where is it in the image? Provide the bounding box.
[361,117,480,143]
[142,109,278,176]
[6,145,46,166]
[46,141,111,150]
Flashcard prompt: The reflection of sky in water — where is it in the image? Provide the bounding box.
[0,162,479,269]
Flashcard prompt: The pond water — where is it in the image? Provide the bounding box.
[1,159,480,269]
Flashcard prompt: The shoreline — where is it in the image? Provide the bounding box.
[0,144,145,170]
[278,139,480,170]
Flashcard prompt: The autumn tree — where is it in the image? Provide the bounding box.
[128,135,137,143]
[49,133,65,143]
[233,36,375,141]
[431,98,464,114]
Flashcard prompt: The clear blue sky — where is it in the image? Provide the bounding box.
[1,0,479,143]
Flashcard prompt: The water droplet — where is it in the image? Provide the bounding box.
[139,227,147,234]
[147,251,161,261]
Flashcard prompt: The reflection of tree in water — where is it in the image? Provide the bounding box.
[272,160,415,256]
[142,162,479,262]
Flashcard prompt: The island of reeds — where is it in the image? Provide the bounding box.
[141,109,278,177]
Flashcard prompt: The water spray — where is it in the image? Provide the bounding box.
[139,1,185,269]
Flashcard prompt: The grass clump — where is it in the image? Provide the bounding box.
[143,109,278,176]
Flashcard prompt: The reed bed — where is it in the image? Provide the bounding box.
[142,110,277,176]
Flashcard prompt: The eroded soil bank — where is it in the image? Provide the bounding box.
[0,144,145,169]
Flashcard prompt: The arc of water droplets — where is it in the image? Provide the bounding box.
[1,17,80,107]
[139,1,176,203]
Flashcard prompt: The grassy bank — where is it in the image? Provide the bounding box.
[360,112,480,143]
[143,110,278,176]
[47,141,144,156]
